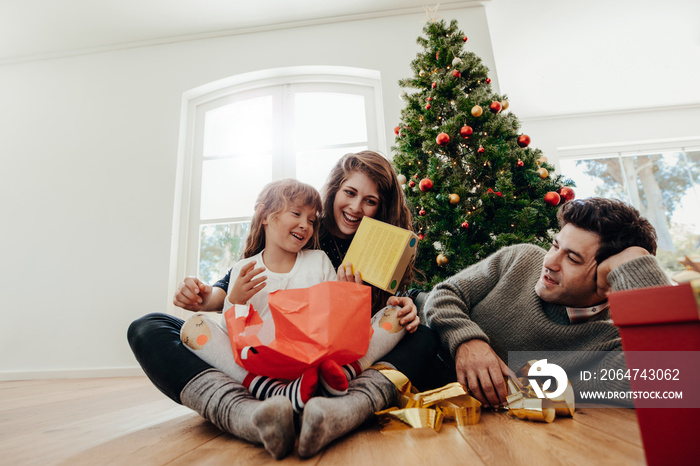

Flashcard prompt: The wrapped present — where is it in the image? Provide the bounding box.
[609,280,700,466]
[225,281,372,380]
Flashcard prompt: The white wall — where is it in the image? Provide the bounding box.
[0,7,496,378]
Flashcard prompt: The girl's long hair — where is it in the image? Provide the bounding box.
[320,151,415,311]
[243,179,323,258]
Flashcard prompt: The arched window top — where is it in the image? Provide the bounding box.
[183,66,383,107]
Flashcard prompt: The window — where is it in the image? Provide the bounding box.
[171,67,385,293]
[557,137,700,272]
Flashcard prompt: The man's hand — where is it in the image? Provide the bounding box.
[173,277,213,312]
[596,246,650,298]
[455,339,515,408]
[386,296,419,333]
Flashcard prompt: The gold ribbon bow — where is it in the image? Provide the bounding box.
[372,365,481,431]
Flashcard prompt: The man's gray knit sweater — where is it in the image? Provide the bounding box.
[423,243,671,398]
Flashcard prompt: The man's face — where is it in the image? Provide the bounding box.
[535,224,603,307]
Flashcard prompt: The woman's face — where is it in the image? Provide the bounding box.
[332,172,380,238]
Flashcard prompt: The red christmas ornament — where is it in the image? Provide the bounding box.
[558,187,576,202]
[517,134,531,148]
[452,70,461,78]
[489,101,502,113]
[517,159,524,167]
[413,174,419,179]
[463,36,468,42]
[431,82,437,89]
[419,208,426,216]
[478,145,485,154]
[544,191,561,206]
[427,97,432,101]
[426,103,431,110]
[418,233,425,240]
[486,78,492,84]
[496,191,502,197]
[409,180,416,188]
[419,178,434,192]
[394,126,400,135]
[460,125,473,138]
[461,221,469,229]
[487,188,494,194]
[436,132,450,146]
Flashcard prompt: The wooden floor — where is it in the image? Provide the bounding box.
[0,376,647,465]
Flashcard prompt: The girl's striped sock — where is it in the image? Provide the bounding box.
[244,367,318,413]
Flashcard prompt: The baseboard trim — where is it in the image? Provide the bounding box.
[0,367,146,381]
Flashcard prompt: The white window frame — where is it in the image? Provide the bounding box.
[557,136,700,163]
[555,135,700,255]
[556,136,700,201]
[168,66,385,314]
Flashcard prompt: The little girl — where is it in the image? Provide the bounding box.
[180,179,407,413]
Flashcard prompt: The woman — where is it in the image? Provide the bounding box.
[127,151,440,458]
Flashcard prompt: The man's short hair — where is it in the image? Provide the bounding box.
[557,198,657,263]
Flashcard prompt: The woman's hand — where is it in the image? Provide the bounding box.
[337,262,362,283]
[228,261,267,305]
[386,295,419,333]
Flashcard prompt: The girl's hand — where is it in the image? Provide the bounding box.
[173,277,213,311]
[337,262,362,283]
[387,296,419,333]
[228,261,267,305]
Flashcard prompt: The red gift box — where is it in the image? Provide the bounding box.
[609,282,700,466]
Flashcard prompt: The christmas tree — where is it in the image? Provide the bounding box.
[392,18,575,288]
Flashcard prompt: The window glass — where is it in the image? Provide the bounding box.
[203,96,274,157]
[295,93,367,149]
[198,222,251,284]
[559,150,700,271]
[200,155,271,220]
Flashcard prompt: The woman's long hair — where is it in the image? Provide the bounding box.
[243,179,323,258]
[320,151,415,311]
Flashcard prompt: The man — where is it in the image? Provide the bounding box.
[422,198,670,407]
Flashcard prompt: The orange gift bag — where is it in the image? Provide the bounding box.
[225,281,373,380]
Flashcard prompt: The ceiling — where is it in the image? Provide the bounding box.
[2,0,699,118]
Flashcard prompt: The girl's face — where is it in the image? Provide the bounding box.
[332,172,380,238]
[263,202,317,254]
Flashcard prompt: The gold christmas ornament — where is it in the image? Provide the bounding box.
[449,193,460,204]
[501,100,509,110]
[537,167,549,179]
[471,105,483,117]
[436,254,449,266]
[536,156,548,165]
